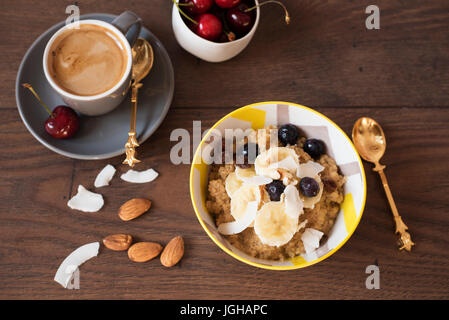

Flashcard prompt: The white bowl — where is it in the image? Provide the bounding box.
[172,1,260,62]
[190,102,367,269]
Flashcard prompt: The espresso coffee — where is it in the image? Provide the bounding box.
[47,24,127,96]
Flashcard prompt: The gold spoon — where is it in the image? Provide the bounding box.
[352,117,414,251]
[123,38,154,167]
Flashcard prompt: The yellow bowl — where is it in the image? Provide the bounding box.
[190,102,366,270]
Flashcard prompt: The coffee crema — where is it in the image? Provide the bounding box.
[47,24,128,96]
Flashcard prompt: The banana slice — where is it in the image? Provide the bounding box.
[218,201,258,235]
[254,201,298,247]
[255,147,299,180]
[235,166,256,179]
[297,161,325,209]
[225,172,243,198]
[297,161,324,178]
[230,185,261,221]
[301,228,324,254]
[284,185,304,219]
[235,166,273,186]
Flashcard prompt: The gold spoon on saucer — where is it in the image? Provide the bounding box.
[352,117,414,251]
[123,38,154,167]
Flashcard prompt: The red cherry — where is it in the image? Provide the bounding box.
[215,0,240,9]
[45,106,80,139]
[226,3,254,35]
[195,13,223,41]
[179,0,213,15]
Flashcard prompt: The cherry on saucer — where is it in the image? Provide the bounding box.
[22,83,80,139]
[44,105,80,139]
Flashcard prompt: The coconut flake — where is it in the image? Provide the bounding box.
[218,201,258,235]
[54,242,99,288]
[297,219,308,232]
[255,147,299,180]
[269,156,299,172]
[297,161,325,178]
[242,175,273,186]
[67,185,104,212]
[301,228,324,254]
[120,168,159,183]
[284,185,304,219]
[94,164,116,188]
[234,167,272,186]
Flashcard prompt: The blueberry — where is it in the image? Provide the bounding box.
[242,142,259,160]
[299,177,320,197]
[303,139,325,159]
[265,180,285,201]
[236,143,258,168]
[278,124,299,146]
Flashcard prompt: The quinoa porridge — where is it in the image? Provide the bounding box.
[205,125,346,261]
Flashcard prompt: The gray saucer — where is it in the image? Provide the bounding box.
[15,13,174,160]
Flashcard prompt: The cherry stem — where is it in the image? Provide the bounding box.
[22,83,54,117]
[220,13,236,41]
[177,2,193,6]
[226,31,236,41]
[245,0,291,24]
[173,0,198,25]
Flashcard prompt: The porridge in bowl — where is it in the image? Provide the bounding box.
[206,124,346,261]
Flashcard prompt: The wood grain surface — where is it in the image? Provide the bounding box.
[0,0,448,299]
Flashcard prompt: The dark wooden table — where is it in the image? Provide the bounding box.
[0,0,448,300]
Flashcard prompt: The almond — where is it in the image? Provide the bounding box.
[103,234,133,251]
[128,242,162,263]
[118,198,151,221]
[160,236,184,267]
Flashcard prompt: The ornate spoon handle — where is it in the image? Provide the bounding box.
[123,82,143,167]
[374,163,414,251]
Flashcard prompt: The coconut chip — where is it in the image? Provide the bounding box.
[255,147,299,180]
[235,167,273,186]
[242,175,272,186]
[120,168,159,183]
[297,161,325,178]
[54,242,99,288]
[297,219,308,232]
[94,164,116,188]
[67,185,104,212]
[269,156,299,172]
[218,201,258,235]
[301,228,324,254]
[284,185,304,219]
